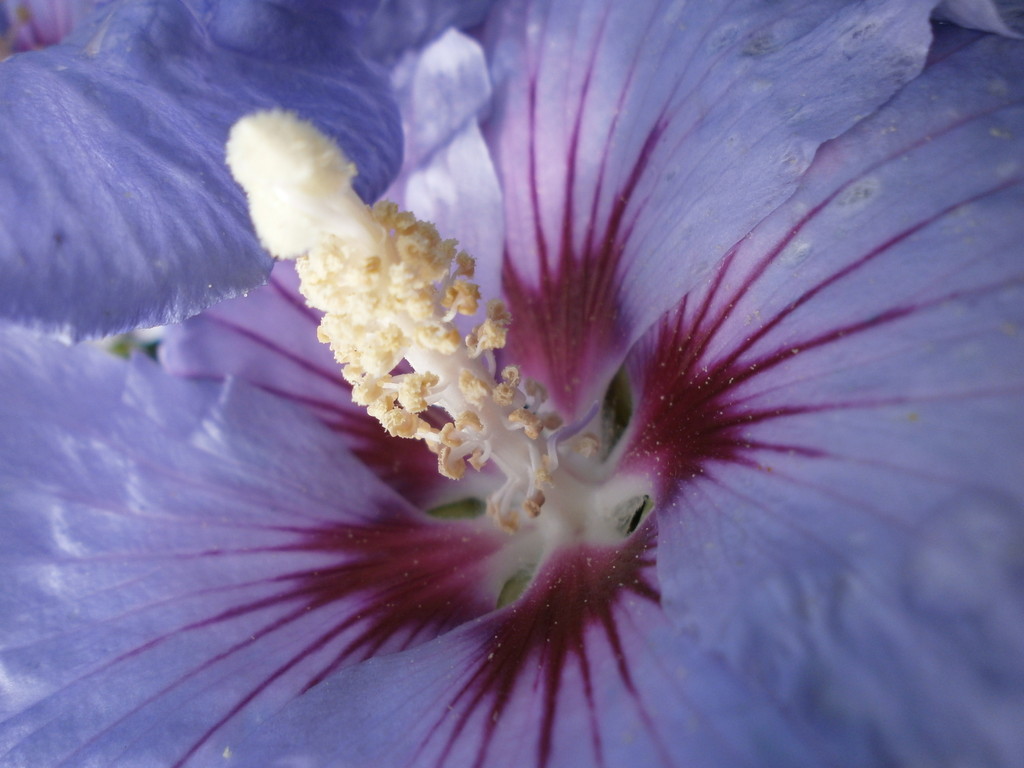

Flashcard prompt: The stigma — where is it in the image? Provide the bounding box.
[227,110,648,539]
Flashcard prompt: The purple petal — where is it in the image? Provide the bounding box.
[935,0,1024,36]
[0,0,401,339]
[387,28,505,302]
[486,0,936,416]
[224,531,827,768]
[361,0,498,63]
[160,263,449,505]
[625,27,1024,764]
[0,327,504,767]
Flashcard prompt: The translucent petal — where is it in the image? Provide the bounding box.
[387,28,505,303]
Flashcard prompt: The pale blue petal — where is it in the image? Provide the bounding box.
[0,327,502,767]
[160,263,451,506]
[485,0,936,416]
[0,0,401,339]
[361,0,497,63]
[226,539,825,768]
[386,28,505,309]
[625,28,1024,765]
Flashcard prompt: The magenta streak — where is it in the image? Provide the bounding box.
[38,517,500,768]
[527,79,549,280]
[652,178,1023,454]
[268,271,320,322]
[581,1,666,265]
[714,179,1023,382]
[730,266,1023,404]
[667,246,743,386]
[503,119,663,410]
[503,0,829,412]
[201,312,344,390]
[179,316,441,502]
[168,555,492,767]
[614,0,817,246]
[700,96,1024,366]
[425,535,659,768]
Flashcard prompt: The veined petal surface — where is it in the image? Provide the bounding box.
[159,9,1023,767]
[19,4,1021,768]
[0,328,503,767]
[485,0,937,415]
[160,262,451,506]
[226,529,828,768]
[0,0,401,339]
[625,27,1024,766]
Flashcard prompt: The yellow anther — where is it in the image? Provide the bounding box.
[534,456,553,489]
[454,252,476,278]
[361,325,408,375]
[523,491,545,519]
[459,369,491,409]
[525,378,548,403]
[438,445,467,480]
[415,323,461,354]
[508,408,543,440]
[341,365,365,386]
[492,382,517,407]
[468,449,486,471]
[397,372,439,413]
[455,411,483,433]
[374,200,416,233]
[488,499,520,533]
[488,300,512,324]
[367,392,398,422]
[395,227,450,283]
[542,413,564,431]
[442,280,481,315]
[493,365,522,406]
[380,408,424,439]
[362,254,382,276]
[438,422,464,448]
[467,299,511,356]
[351,374,391,407]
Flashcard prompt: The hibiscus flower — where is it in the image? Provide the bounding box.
[1,1,1023,767]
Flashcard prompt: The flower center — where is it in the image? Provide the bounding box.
[227,110,650,546]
